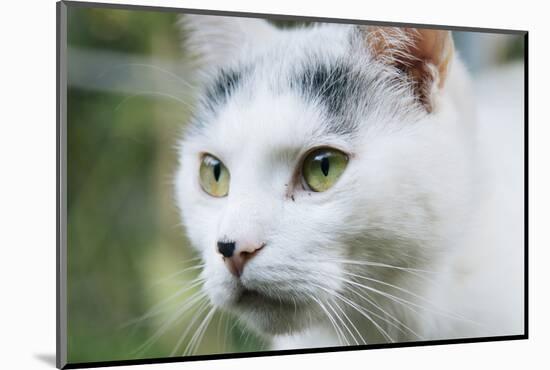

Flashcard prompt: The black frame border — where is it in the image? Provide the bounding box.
[56,1,529,369]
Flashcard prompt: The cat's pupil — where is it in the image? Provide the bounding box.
[213,162,221,182]
[321,156,330,176]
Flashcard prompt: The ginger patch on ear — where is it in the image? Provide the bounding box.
[360,26,454,112]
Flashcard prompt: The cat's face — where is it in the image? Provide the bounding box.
[175,17,474,335]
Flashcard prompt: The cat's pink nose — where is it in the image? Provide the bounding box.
[216,241,265,277]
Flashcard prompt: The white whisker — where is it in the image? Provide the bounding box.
[97,63,196,89]
[171,299,211,356]
[151,264,205,287]
[334,274,480,326]
[310,295,346,346]
[136,290,208,355]
[325,299,356,345]
[329,298,365,345]
[184,305,217,356]
[115,91,193,111]
[312,283,394,343]
[346,284,423,339]
[122,277,205,329]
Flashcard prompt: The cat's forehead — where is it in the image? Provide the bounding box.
[195,89,347,164]
[186,23,413,155]
[199,24,358,110]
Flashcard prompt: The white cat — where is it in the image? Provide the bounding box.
[174,15,524,349]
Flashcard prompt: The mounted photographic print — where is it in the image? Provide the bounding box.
[56,1,527,368]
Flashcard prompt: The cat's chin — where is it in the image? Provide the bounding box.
[227,288,314,336]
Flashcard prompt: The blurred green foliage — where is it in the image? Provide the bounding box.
[503,35,525,62]
[68,7,178,53]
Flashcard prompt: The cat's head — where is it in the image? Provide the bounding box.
[175,15,477,336]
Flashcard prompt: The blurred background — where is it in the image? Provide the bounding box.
[66,5,524,364]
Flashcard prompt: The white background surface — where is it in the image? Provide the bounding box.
[0,0,546,369]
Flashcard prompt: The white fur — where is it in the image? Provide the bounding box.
[174,16,524,348]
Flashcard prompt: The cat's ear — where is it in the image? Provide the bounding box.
[179,14,276,73]
[359,26,454,112]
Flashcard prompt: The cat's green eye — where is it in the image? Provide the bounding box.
[199,154,230,197]
[302,148,348,192]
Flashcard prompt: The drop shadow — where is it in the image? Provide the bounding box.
[34,353,57,367]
